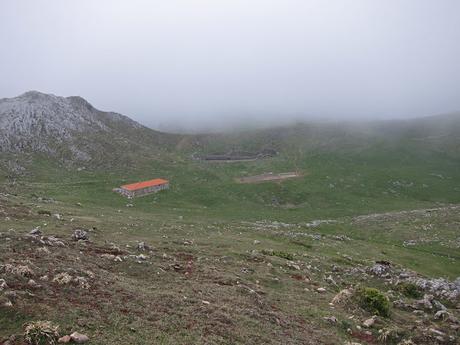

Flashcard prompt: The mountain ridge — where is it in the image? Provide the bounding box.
[1,91,460,168]
[0,91,176,165]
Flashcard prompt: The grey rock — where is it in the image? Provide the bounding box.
[323,316,338,324]
[70,331,89,343]
[29,227,42,236]
[0,278,7,291]
[72,229,88,241]
[434,310,449,320]
[432,300,447,311]
[368,263,390,277]
[363,316,377,328]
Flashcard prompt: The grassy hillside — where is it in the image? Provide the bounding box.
[8,114,459,221]
[1,114,460,344]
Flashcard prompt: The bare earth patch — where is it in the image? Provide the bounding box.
[236,172,302,184]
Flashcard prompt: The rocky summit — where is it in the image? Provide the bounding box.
[0,91,172,164]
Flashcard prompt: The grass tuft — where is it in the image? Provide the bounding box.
[24,321,60,345]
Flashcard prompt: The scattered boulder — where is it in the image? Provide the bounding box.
[325,275,337,286]
[363,316,378,328]
[27,279,39,288]
[58,335,72,343]
[0,263,34,277]
[37,247,51,255]
[29,227,42,236]
[70,331,89,343]
[428,328,445,337]
[432,299,447,311]
[368,263,391,277]
[331,288,354,305]
[410,276,460,301]
[52,272,73,285]
[317,287,326,293]
[40,236,66,247]
[136,254,148,261]
[0,279,7,291]
[323,316,338,324]
[434,310,449,320]
[137,241,147,251]
[415,294,434,310]
[74,276,90,289]
[286,261,301,270]
[100,254,116,260]
[72,229,89,241]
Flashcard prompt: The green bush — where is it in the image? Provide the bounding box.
[397,282,422,298]
[37,210,51,216]
[357,287,390,317]
[262,249,294,261]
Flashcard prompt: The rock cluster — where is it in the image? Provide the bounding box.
[72,229,89,241]
[58,331,89,343]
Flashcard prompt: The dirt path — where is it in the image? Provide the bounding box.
[236,172,301,183]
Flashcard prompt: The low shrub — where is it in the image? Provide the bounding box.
[262,249,294,261]
[357,287,390,317]
[37,210,51,216]
[397,282,422,299]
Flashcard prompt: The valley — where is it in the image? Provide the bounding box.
[0,93,460,344]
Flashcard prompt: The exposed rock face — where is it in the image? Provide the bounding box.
[0,91,172,164]
[368,263,391,277]
[410,277,460,301]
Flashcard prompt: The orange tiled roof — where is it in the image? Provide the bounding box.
[121,178,169,191]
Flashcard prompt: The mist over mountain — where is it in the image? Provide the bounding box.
[1,91,459,170]
[2,2,460,344]
[2,1,460,129]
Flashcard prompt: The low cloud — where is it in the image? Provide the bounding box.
[1,0,459,131]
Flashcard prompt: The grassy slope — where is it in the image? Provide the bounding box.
[1,114,460,344]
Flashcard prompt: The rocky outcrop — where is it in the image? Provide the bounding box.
[0,91,173,165]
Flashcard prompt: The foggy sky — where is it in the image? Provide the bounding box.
[1,0,459,131]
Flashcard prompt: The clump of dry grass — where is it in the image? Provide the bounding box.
[331,288,354,305]
[52,272,72,285]
[0,263,34,277]
[24,321,59,345]
[377,327,403,343]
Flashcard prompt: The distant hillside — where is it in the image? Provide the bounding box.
[1,91,459,173]
[186,113,460,159]
[0,91,177,167]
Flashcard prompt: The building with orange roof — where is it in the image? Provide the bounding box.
[114,178,169,198]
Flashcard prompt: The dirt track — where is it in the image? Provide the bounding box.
[236,172,301,183]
